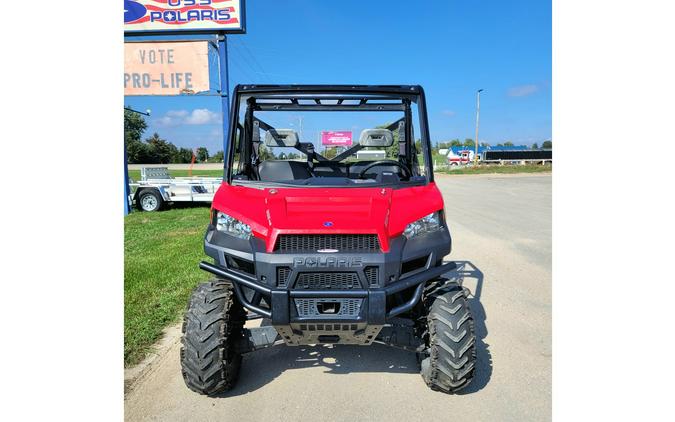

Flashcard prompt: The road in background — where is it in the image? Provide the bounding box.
[125,173,552,422]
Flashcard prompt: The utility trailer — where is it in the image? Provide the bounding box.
[129,167,222,212]
[481,149,552,163]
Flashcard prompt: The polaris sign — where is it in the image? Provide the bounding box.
[124,0,245,34]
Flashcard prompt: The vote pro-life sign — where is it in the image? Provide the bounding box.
[124,1,244,95]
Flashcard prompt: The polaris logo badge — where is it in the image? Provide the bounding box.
[323,221,334,227]
[293,257,363,268]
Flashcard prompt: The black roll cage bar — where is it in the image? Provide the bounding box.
[225,85,434,183]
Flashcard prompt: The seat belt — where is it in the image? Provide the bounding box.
[305,143,316,176]
[251,121,261,179]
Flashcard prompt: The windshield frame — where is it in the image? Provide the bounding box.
[224,85,435,188]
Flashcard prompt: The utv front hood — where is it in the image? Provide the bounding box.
[211,183,445,252]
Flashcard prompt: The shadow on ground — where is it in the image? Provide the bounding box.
[218,260,491,397]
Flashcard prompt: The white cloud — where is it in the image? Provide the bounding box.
[154,108,221,127]
[184,108,220,125]
[441,110,456,117]
[508,84,538,97]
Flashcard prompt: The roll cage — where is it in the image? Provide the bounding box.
[225,85,435,185]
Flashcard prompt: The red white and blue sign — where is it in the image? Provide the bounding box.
[124,0,245,33]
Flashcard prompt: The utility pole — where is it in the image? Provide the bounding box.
[474,89,483,165]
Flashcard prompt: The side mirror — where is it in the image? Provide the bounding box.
[264,129,299,147]
[359,129,394,147]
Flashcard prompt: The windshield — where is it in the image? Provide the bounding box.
[227,91,430,187]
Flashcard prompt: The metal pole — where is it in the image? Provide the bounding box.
[124,144,131,215]
[218,34,231,165]
[474,89,483,164]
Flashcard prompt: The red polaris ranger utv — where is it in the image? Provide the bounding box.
[181,85,476,395]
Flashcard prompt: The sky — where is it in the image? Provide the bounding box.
[125,0,551,155]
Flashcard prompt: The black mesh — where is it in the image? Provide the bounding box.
[295,272,361,290]
[277,267,291,287]
[274,234,380,252]
[364,266,379,286]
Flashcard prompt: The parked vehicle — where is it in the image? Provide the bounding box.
[129,167,222,212]
[481,149,552,162]
[181,85,477,395]
[447,149,473,166]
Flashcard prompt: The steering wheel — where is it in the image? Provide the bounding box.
[357,160,412,179]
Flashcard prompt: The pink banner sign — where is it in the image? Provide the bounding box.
[321,131,353,146]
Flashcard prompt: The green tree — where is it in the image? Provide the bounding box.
[174,148,194,163]
[258,144,275,160]
[287,152,299,160]
[146,133,177,164]
[463,138,475,147]
[449,139,462,147]
[503,141,514,147]
[531,142,539,150]
[480,142,490,148]
[542,140,552,149]
[212,150,224,162]
[323,147,339,159]
[124,110,150,164]
[196,147,209,162]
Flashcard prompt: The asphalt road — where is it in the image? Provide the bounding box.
[125,173,552,422]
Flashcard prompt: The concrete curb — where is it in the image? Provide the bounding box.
[124,323,183,397]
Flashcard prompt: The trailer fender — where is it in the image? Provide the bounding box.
[134,186,170,203]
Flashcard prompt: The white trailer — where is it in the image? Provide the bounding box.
[129,167,222,212]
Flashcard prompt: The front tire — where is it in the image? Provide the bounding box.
[419,282,476,393]
[181,280,246,396]
[137,189,163,212]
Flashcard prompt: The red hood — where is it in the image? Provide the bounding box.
[211,183,445,252]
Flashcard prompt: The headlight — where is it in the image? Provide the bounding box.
[403,211,442,239]
[215,211,252,240]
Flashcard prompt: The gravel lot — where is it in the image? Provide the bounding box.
[125,173,551,422]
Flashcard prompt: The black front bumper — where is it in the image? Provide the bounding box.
[201,227,453,345]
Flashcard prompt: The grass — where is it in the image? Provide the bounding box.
[127,168,224,181]
[124,205,211,366]
[437,163,552,175]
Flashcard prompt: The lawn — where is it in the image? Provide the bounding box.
[437,163,552,175]
[124,205,211,366]
[127,169,223,181]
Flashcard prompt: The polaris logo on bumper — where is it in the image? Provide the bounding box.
[293,256,363,268]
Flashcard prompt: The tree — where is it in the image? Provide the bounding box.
[463,138,475,147]
[287,152,300,160]
[323,147,338,159]
[542,140,552,149]
[480,142,490,147]
[146,133,178,164]
[531,143,539,150]
[124,109,147,144]
[196,147,209,162]
[175,148,194,163]
[257,144,275,161]
[503,141,514,147]
[449,139,462,147]
[212,150,224,162]
[124,110,150,163]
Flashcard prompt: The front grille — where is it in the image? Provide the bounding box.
[277,267,291,287]
[294,298,363,318]
[274,234,380,252]
[364,266,379,286]
[295,272,361,290]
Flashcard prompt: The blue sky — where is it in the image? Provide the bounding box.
[125,0,551,154]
